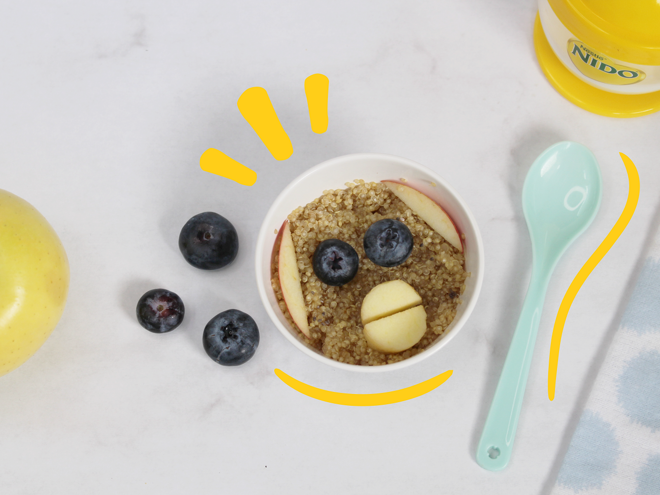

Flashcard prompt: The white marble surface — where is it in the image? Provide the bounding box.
[1,1,659,493]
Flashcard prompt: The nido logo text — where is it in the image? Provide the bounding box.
[567,39,646,86]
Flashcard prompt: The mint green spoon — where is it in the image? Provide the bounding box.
[476,141,602,471]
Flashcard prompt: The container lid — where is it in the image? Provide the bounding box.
[549,0,660,65]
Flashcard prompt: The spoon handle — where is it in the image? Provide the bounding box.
[476,269,550,471]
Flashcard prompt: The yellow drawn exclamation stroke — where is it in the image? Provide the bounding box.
[275,368,453,406]
[237,87,293,161]
[548,153,640,401]
[200,148,257,186]
[304,74,329,134]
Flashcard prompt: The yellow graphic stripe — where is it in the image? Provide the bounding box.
[549,153,640,401]
[274,368,452,406]
[237,87,293,161]
[200,148,257,186]
[304,74,329,134]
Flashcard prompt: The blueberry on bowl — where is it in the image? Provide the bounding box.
[203,309,260,366]
[136,289,185,333]
[363,219,413,267]
[179,212,239,270]
[312,239,359,286]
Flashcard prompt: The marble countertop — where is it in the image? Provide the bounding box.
[2,1,658,493]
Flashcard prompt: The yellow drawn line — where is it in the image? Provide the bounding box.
[548,153,640,401]
[200,148,257,186]
[237,87,293,161]
[304,74,329,134]
[274,368,452,406]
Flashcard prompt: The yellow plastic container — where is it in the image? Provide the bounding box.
[534,0,660,117]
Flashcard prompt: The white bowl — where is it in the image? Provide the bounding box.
[255,153,484,372]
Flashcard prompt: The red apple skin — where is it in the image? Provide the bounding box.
[381,179,464,252]
[270,219,287,273]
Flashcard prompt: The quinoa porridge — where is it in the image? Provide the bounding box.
[271,180,468,366]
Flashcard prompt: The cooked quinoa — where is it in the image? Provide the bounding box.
[271,180,467,366]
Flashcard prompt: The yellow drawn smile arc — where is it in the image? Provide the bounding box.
[548,153,640,400]
[274,368,453,406]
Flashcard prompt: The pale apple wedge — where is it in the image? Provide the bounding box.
[383,181,462,252]
[363,305,427,354]
[361,280,422,325]
[277,220,310,337]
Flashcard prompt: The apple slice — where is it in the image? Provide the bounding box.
[383,181,462,252]
[361,280,422,325]
[277,220,310,337]
[363,305,427,354]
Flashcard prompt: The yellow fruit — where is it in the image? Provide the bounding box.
[0,189,69,377]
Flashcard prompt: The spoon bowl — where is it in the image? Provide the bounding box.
[523,142,602,271]
[477,141,602,471]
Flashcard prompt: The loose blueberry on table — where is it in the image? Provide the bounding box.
[179,212,239,270]
[312,239,360,286]
[203,309,260,366]
[136,288,185,333]
[363,218,414,267]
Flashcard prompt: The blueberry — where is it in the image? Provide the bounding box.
[203,309,259,366]
[312,239,359,286]
[363,219,413,267]
[136,289,185,333]
[179,212,238,270]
